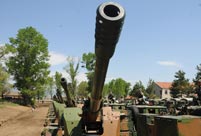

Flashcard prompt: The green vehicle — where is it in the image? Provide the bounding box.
[134,105,168,114]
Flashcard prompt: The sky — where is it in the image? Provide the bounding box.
[0,0,201,86]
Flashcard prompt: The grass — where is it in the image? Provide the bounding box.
[0,104,4,108]
[0,99,19,108]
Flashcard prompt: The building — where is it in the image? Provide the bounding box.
[3,91,22,99]
[153,82,172,99]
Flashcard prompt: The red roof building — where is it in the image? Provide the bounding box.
[155,82,172,89]
[153,82,172,99]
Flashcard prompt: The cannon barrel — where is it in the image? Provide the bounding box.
[60,77,74,107]
[90,2,125,120]
[56,89,64,103]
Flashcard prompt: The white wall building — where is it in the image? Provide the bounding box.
[153,82,172,99]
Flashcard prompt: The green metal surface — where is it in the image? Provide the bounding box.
[52,101,65,125]
[155,116,178,136]
[63,107,82,136]
[136,105,167,114]
[155,115,201,136]
[137,113,156,136]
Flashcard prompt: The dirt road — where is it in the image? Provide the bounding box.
[0,105,49,136]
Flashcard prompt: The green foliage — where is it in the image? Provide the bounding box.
[81,52,96,93]
[45,76,54,99]
[0,46,11,98]
[107,78,131,98]
[0,45,9,60]
[193,64,201,87]
[145,79,157,98]
[146,79,154,94]
[0,46,5,59]
[21,88,36,104]
[54,71,63,99]
[0,64,10,98]
[55,71,62,91]
[67,82,73,97]
[170,70,190,98]
[64,56,79,97]
[5,26,50,105]
[193,64,201,97]
[77,81,88,98]
[82,52,95,72]
[0,100,19,107]
[86,72,94,93]
[103,83,109,97]
[129,81,145,97]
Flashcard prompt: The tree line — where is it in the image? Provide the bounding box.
[0,26,201,105]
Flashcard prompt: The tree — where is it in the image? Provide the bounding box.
[6,27,50,105]
[45,76,54,99]
[0,65,10,99]
[55,71,62,91]
[82,52,95,71]
[129,81,145,97]
[107,78,131,98]
[54,71,63,99]
[103,83,110,97]
[145,79,157,98]
[0,46,10,98]
[193,64,201,99]
[81,52,96,93]
[64,56,79,97]
[170,70,190,98]
[0,45,9,60]
[77,81,88,98]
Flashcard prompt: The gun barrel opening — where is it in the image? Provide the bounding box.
[61,77,66,83]
[103,5,120,17]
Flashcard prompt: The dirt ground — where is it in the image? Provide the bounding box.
[0,103,50,136]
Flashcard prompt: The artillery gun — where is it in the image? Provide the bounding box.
[56,89,64,103]
[48,2,128,136]
[45,2,201,136]
[81,2,126,134]
[60,78,75,107]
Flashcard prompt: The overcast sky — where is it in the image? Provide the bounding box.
[0,0,201,86]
